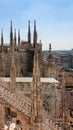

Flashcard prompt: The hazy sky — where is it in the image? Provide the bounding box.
[0,0,73,50]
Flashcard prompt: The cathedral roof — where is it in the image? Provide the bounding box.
[0,77,59,84]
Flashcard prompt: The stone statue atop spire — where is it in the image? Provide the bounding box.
[47,43,54,64]
[10,20,13,48]
[18,29,20,48]
[1,29,3,52]
[28,20,31,43]
[14,29,16,46]
[33,20,37,48]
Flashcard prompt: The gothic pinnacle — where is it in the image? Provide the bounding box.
[18,29,20,46]
[14,29,16,45]
[49,43,51,51]
[34,20,36,32]
[10,20,13,47]
[28,20,31,43]
[33,20,37,48]
[1,29,3,52]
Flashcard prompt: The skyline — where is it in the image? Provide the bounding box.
[0,0,73,50]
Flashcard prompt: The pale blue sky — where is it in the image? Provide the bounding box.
[0,0,73,50]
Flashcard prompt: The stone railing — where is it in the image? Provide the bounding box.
[0,79,31,117]
[43,120,64,130]
[47,113,64,125]
[0,79,9,89]
[42,109,64,130]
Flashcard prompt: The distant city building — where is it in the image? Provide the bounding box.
[60,53,72,68]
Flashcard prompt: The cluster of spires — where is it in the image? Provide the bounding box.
[10,20,40,89]
[1,20,41,92]
[1,21,20,49]
[0,20,38,51]
[10,20,42,128]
